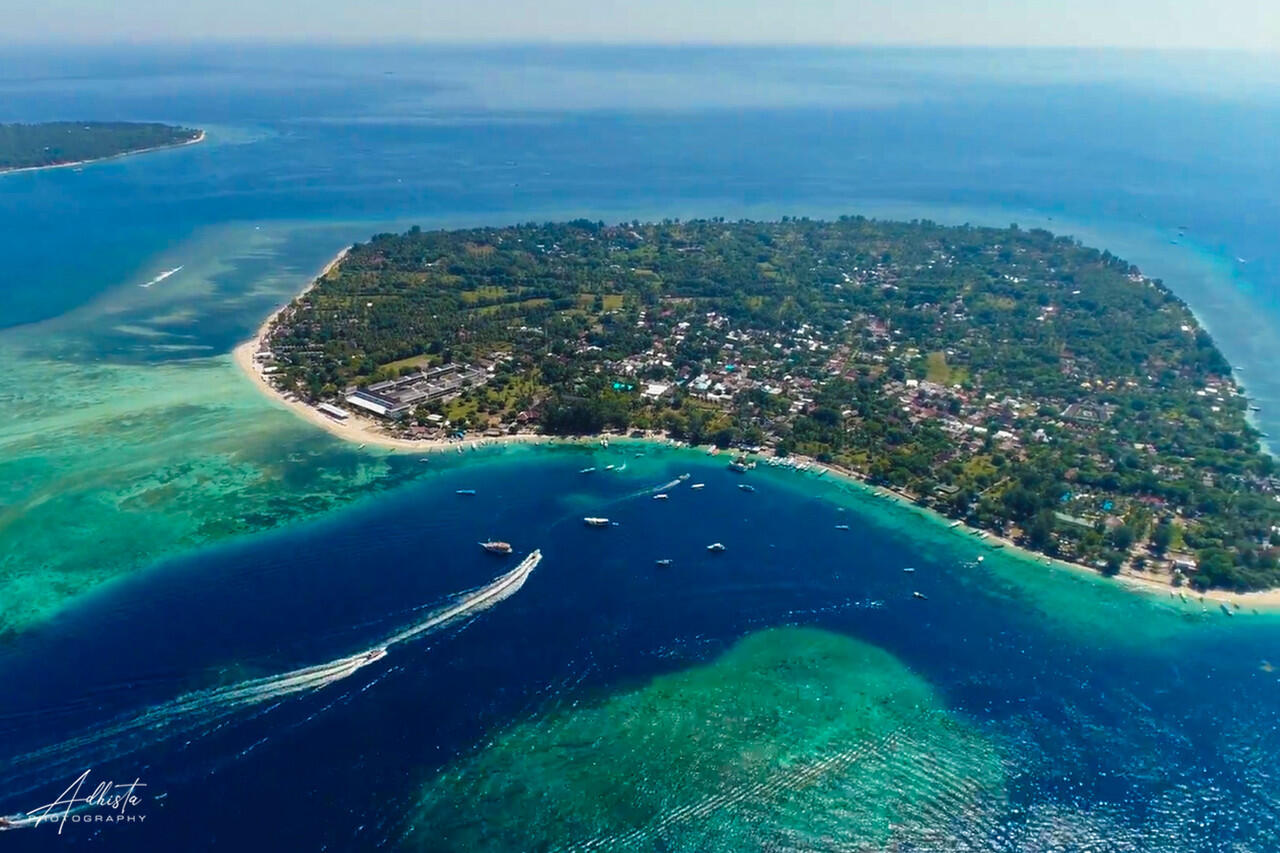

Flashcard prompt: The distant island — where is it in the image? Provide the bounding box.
[242,217,1280,594]
[0,121,203,173]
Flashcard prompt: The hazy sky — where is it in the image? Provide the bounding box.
[6,0,1279,49]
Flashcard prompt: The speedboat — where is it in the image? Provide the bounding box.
[653,493,669,500]
[584,517,610,527]
[480,541,513,555]
[738,484,755,492]
[580,467,596,474]
[707,542,726,553]
[364,648,388,663]
[690,483,705,490]
[912,591,928,600]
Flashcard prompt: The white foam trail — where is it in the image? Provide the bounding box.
[384,550,540,647]
[651,474,691,493]
[0,551,542,802]
[138,265,183,288]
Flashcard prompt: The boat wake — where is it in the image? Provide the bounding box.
[139,265,183,288]
[0,551,542,809]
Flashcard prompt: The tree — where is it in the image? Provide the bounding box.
[1151,521,1174,554]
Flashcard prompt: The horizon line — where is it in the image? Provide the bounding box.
[1,38,1277,54]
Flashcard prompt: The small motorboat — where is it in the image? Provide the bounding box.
[707,542,726,553]
[580,467,597,474]
[903,567,916,573]
[480,541,513,555]
[738,484,755,492]
[584,517,610,527]
[835,524,850,530]
[364,648,388,663]
[690,483,705,490]
[655,559,674,567]
[653,493,669,500]
[456,489,476,496]
[912,591,928,600]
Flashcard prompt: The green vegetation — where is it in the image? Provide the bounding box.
[262,217,1280,591]
[412,627,1002,851]
[0,122,201,171]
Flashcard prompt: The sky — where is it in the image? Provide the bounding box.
[3,0,1279,49]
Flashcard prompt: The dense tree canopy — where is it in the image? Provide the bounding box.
[262,217,1280,591]
[0,122,201,171]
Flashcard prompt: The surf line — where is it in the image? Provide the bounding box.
[139,265,183,288]
[0,551,542,806]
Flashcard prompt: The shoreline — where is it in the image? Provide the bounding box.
[0,129,206,178]
[232,242,1280,613]
[799,458,1280,612]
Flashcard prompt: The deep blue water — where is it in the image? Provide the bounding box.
[1,46,1279,850]
[1,448,1278,849]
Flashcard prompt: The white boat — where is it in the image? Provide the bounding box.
[653,493,669,500]
[690,483,705,490]
[584,517,610,527]
[580,467,597,474]
[834,524,850,530]
[707,542,726,553]
[604,464,616,471]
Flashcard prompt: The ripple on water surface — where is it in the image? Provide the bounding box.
[410,626,1005,851]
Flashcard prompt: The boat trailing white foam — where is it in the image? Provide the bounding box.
[0,550,543,799]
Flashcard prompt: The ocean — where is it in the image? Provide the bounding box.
[0,45,1278,850]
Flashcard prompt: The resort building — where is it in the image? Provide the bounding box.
[344,363,488,419]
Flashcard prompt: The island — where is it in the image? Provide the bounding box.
[0,121,204,173]
[241,217,1280,594]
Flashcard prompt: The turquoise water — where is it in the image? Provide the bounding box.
[1,46,1279,849]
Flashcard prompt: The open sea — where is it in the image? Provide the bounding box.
[1,46,1278,850]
